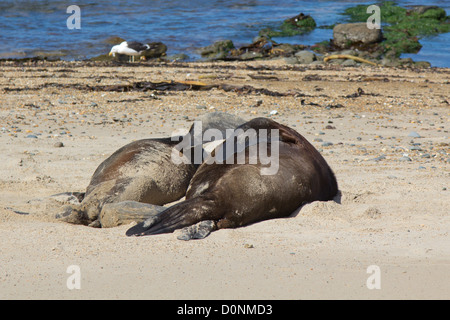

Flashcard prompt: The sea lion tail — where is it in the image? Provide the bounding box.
[126,198,215,236]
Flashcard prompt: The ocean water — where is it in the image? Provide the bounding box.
[0,0,449,66]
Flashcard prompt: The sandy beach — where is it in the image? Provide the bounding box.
[0,59,448,299]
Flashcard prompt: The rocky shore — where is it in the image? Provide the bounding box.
[189,3,448,68]
[2,3,448,69]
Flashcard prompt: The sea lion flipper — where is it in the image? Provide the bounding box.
[125,198,216,237]
[176,220,216,241]
[125,215,162,236]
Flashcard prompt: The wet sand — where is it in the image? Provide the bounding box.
[0,59,449,299]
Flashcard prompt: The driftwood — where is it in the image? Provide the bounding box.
[323,54,380,67]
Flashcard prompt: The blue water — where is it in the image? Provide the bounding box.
[0,0,449,66]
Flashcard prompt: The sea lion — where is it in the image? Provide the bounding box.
[126,117,338,239]
[58,112,246,227]
[59,137,197,227]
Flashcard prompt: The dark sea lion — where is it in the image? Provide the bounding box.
[126,117,338,239]
[59,112,246,227]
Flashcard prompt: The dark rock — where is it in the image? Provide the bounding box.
[284,57,299,65]
[238,51,264,60]
[273,43,298,56]
[381,57,401,67]
[399,57,414,65]
[233,38,272,60]
[295,50,316,64]
[342,59,357,66]
[200,40,235,60]
[414,61,431,68]
[142,42,167,59]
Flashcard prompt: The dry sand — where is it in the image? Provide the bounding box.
[0,59,449,299]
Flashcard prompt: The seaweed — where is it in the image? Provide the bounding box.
[343,1,406,24]
[341,1,450,56]
[3,80,302,97]
[259,13,316,38]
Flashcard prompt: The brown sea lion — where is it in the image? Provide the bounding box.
[59,137,197,227]
[126,117,338,239]
[58,112,246,227]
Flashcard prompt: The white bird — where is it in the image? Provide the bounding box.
[109,41,150,62]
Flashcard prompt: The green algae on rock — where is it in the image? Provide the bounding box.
[259,13,316,38]
[341,1,450,57]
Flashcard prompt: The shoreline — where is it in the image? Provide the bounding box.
[0,60,449,299]
[2,3,450,69]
